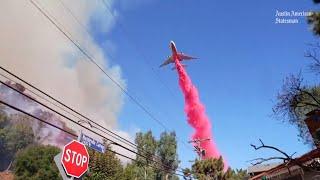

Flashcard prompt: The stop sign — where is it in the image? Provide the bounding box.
[61,140,89,178]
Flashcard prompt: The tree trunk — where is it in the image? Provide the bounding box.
[144,168,147,180]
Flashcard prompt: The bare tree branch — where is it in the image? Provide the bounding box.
[249,139,320,173]
[250,139,294,159]
[305,42,320,74]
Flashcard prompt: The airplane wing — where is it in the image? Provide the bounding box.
[179,53,198,60]
[159,57,172,67]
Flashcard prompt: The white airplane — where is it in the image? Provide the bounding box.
[159,41,197,69]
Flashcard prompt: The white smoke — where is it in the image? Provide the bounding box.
[0,0,136,161]
[0,0,123,128]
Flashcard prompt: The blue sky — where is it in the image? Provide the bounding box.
[91,0,319,169]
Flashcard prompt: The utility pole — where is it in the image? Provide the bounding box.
[188,138,210,160]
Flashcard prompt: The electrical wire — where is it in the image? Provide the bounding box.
[0,100,184,177]
[0,66,137,149]
[55,0,193,154]
[99,0,193,151]
[54,0,194,157]
[0,79,185,174]
[29,0,194,169]
[29,0,169,131]
[0,66,185,172]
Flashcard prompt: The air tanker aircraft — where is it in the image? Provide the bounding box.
[159,41,197,69]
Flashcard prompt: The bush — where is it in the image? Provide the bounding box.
[13,145,61,180]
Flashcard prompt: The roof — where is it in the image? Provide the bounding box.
[247,163,281,173]
[250,148,320,180]
[306,109,320,116]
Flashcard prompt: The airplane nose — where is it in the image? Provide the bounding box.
[170,41,175,48]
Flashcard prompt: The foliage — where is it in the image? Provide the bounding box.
[233,169,248,179]
[3,120,35,156]
[13,145,61,180]
[191,157,225,179]
[0,108,9,154]
[156,131,179,179]
[0,112,35,171]
[308,12,320,36]
[120,163,159,180]
[85,147,123,180]
[135,130,157,166]
[122,130,180,179]
[132,130,157,179]
[191,157,247,180]
[122,163,139,180]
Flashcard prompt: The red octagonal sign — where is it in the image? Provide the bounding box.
[61,140,89,178]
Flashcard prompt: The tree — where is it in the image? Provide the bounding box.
[122,163,140,180]
[272,74,320,145]
[274,1,320,145]
[13,145,60,180]
[156,131,179,180]
[0,113,35,171]
[134,130,157,179]
[233,169,248,180]
[135,131,157,166]
[191,157,225,180]
[191,157,247,180]
[131,131,181,179]
[85,145,123,180]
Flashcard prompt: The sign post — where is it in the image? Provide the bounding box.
[54,152,72,180]
[61,140,89,178]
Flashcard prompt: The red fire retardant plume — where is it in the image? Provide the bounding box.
[174,58,227,167]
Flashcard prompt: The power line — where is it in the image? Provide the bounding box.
[0,100,184,177]
[100,0,180,101]
[54,0,189,153]
[0,72,142,154]
[0,66,137,149]
[0,66,182,171]
[99,0,194,152]
[29,0,193,167]
[52,0,194,153]
[29,0,169,131]
[54,0,193,153]
[0,79,185,174]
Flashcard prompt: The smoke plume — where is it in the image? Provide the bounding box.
[0,0,136,163]
[0,0,123,129]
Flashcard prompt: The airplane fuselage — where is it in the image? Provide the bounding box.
[170,41,179,61]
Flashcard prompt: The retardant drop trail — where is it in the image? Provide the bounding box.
[173,57,227,167]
